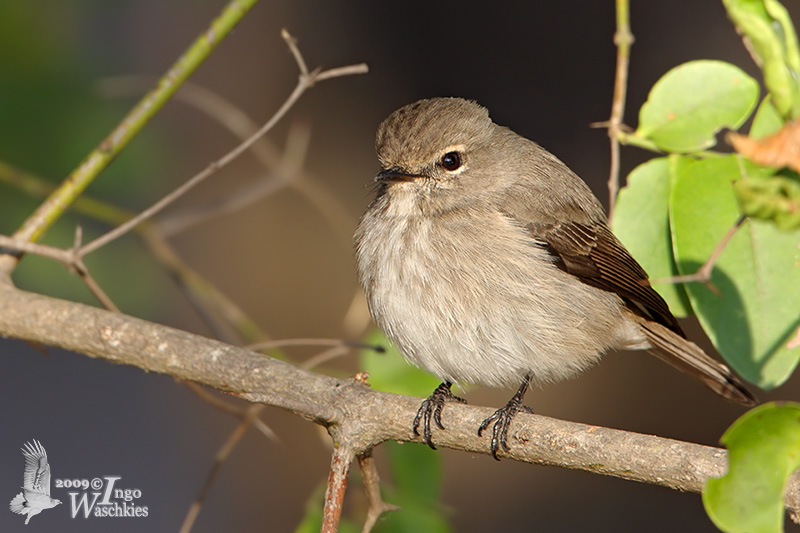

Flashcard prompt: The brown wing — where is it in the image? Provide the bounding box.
[529,221,685,337]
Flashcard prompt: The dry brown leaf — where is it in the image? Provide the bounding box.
[728,120,800,172]
[788,326,800,350]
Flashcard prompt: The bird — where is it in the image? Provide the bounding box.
[354,97,756,459]
[9,440,62,524]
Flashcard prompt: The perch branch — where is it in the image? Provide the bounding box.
[0,283,798,515]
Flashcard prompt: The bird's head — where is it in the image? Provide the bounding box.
[373,97,515,215]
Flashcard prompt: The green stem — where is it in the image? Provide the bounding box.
[607,0,633,219]
[617,130,661,152]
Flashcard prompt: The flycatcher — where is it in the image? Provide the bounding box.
[354,97,755,459]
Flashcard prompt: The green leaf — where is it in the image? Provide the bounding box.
[703,402,800,533]
[636,60,759,152]
[750,97,786,138]
[612,157,692,316]
[378,442,451,533]
[360,329,442,398]
[723,0,800,118]
[386,441,442,503]
[670,156,800,387]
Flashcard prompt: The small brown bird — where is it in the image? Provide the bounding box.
[354,97,755,459]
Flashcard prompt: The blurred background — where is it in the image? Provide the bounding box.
[1,1,799,531]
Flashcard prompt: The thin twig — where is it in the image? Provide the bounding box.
[281,28,309,77]
[179,403,264,533]
[139,227,271,346]
[247,337,383,352]
[184,383,278,441]
[1,0,262,271]
[78,32,367,257]
[358,451,400,533]
[72,260,120,312]
[157,121,310,236]
[100,76,360,245]
[251,417,280,441]
[254,337,384,372]
[249,337,384,371]
[651,215,745,293]
[0,235,77,264]
[606,0,634,219]
[302,346,351,371]
[0,234,119,311]
[185,382,244,416]
[68,225,120,312]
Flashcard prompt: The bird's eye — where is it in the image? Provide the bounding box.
[440,151,463,171]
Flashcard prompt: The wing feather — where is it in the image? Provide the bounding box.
[527,221,684,336]
[21,440,52,496]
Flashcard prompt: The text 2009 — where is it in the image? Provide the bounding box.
[55,478,92,490]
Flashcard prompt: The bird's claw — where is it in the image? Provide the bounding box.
[412,382,466,449]
[478,403,533,460]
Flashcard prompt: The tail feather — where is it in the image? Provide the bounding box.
[9,493,25,514]
[638,319,756,406]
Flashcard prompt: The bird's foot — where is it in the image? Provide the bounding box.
[478,377,533,460]
[412,382,466,449]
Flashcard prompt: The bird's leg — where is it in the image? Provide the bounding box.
[412,382,467,449]
[478,375,534,460]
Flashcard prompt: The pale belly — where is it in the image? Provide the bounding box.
[357,211,647,388]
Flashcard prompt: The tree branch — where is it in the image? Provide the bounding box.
[1,283,798,515]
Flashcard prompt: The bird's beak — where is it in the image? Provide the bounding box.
[374,167,423,183]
